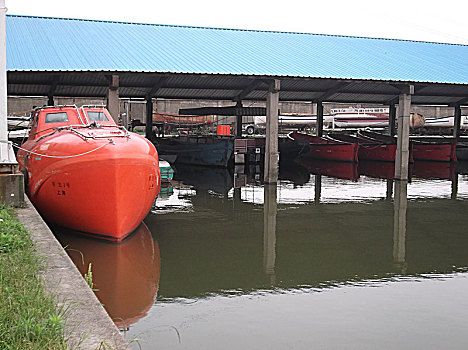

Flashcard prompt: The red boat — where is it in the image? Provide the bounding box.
[410,136,457,162]
[329,133,399,162]
[17,106,161,242]
[290,131,359,162]
[359,130,456,162]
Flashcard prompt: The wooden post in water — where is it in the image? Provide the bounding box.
[106,74,120,124]
[145,97,153,140]
[395,85,413,180]
[264,80,280,184]
[316,100,324,137]
[453,104,462,138]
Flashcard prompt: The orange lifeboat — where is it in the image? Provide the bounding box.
[17,105,161,242]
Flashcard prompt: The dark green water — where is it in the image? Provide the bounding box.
[57,161,468,349]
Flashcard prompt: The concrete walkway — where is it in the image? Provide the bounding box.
[17,198,129,350]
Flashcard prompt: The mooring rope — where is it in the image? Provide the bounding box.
[0,139,111,159]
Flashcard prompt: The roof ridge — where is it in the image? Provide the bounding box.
[7,13,468,47]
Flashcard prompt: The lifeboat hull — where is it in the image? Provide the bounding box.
[20,133,160,242]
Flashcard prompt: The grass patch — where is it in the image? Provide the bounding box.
[0,205,68,349]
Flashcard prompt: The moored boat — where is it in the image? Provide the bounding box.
[290,131,359,162]
[17,105,161,242]
[329,133,398,162]
[359,130,456,162]
[153,135,234,167]
[332,113,389,128]
[234,135,309,164]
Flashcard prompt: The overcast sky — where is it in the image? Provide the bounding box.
[7,0,468,45]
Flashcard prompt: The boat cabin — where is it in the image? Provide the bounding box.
[29,106,116,139]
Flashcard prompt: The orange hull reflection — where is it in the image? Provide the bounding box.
[55,223,160,329]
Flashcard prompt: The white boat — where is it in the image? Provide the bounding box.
[332,113,389,128]
[423,116,468,129]
[8,115,30,130]
[253,114,334,128]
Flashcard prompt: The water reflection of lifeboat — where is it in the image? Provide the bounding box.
[55,223,160,329]
[17,106,161,242]
[295,158,359,181]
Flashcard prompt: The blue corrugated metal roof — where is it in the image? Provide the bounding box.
[6,15,468,84]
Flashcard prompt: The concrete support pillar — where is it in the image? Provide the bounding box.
[316,101,324,137]
[0,173,24,206]
[106,74,120,123]
[264,80,280,184]
[453,104,462,138]
[389,103,397,136]
[263,183,277,284]
[145,97,153,140]
[393,180,407,271]
[395,85,413,181]
[236,100,243,137]
[0,1,22,205]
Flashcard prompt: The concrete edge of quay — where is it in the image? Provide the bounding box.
[16,196,129,350]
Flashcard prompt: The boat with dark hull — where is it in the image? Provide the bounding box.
[17,106,161,242]
[234,135,309,164]
[290,131,359,162]
[154,135,234,167]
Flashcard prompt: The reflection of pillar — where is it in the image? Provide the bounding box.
[393,180,408,272]
[314,174,322,204]
[263,184,277,284]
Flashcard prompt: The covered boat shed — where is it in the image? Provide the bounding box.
[6,15,468,182]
